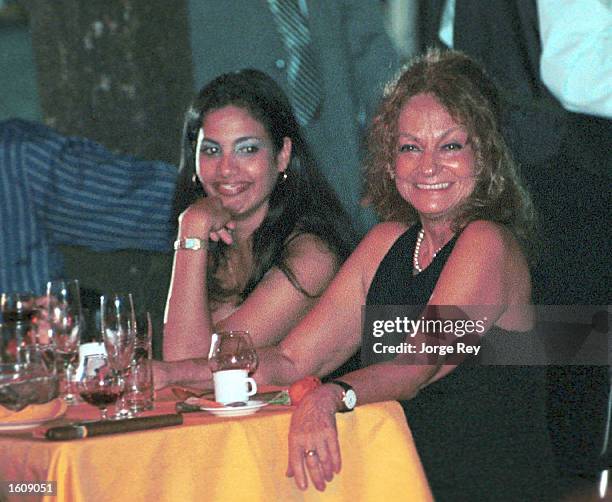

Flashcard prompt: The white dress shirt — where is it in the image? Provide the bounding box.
[538,0,612,119]
[440,0,612,119]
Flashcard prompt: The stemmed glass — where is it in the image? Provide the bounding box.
[100,293,136,419]
[77,355,122,420]
[208,331,258,374]
[45,280,82,405]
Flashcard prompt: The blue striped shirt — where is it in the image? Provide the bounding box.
[0,119,177,294]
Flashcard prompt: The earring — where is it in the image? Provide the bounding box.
[387,168,395,180]
[281,171,288,182]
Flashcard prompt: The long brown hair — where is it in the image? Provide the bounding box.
[174,69,355,303]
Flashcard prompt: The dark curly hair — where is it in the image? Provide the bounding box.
[363,49,536,251]
[173,69,355,303]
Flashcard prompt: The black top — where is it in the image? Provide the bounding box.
[366,225,562,501]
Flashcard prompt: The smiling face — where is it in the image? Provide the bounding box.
[196,105,291,223]
[393,93,476,223]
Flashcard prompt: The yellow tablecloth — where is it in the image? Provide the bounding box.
[0,399,432,502]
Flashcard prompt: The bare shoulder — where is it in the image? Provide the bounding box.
[351,221,411,287]
[284,233,339,264]
[282,233,341,296]
[458,220,508,244]
[449,220,531,306]
[359,221,409,252]
[454,220,521,262]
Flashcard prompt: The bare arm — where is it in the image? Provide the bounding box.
[163,196,232,361]
[214,234,340,347]
[158,211,341,387]
[253,222,409,385]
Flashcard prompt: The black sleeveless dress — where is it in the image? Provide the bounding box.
[366,225,562,502]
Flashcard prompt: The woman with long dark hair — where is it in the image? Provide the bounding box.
[156,69,354,386]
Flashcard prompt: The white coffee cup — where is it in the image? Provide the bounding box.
[213,369,257,404]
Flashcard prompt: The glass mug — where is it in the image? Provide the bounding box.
[125,312,154,412]
[208,331,258,404]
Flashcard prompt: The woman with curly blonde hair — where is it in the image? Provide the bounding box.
[364,48,536,249]
[244,50,563,499]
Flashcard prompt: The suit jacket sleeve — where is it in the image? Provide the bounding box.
[343,0,401,125]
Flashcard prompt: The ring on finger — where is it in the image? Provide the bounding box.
[304,449,318,458]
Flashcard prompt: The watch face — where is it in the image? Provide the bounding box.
[185,238,202,250]
[344,389,357,410]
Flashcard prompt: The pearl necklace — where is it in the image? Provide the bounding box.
[413,228,444,274]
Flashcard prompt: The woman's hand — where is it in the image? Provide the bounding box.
[287,384,343,491]
[179,196,236,246]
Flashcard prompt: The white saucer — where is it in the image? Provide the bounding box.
[200,400,269,417]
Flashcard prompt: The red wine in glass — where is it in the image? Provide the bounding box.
[77,355,122,420]
[78,378,123,420]
[80,389,122,407]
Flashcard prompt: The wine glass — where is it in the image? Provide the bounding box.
[208,331,258,373]
[77,355,122,420]
[45,280,82,405]
[100,293,136,419]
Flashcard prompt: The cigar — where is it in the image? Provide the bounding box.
[45,414,183,440]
